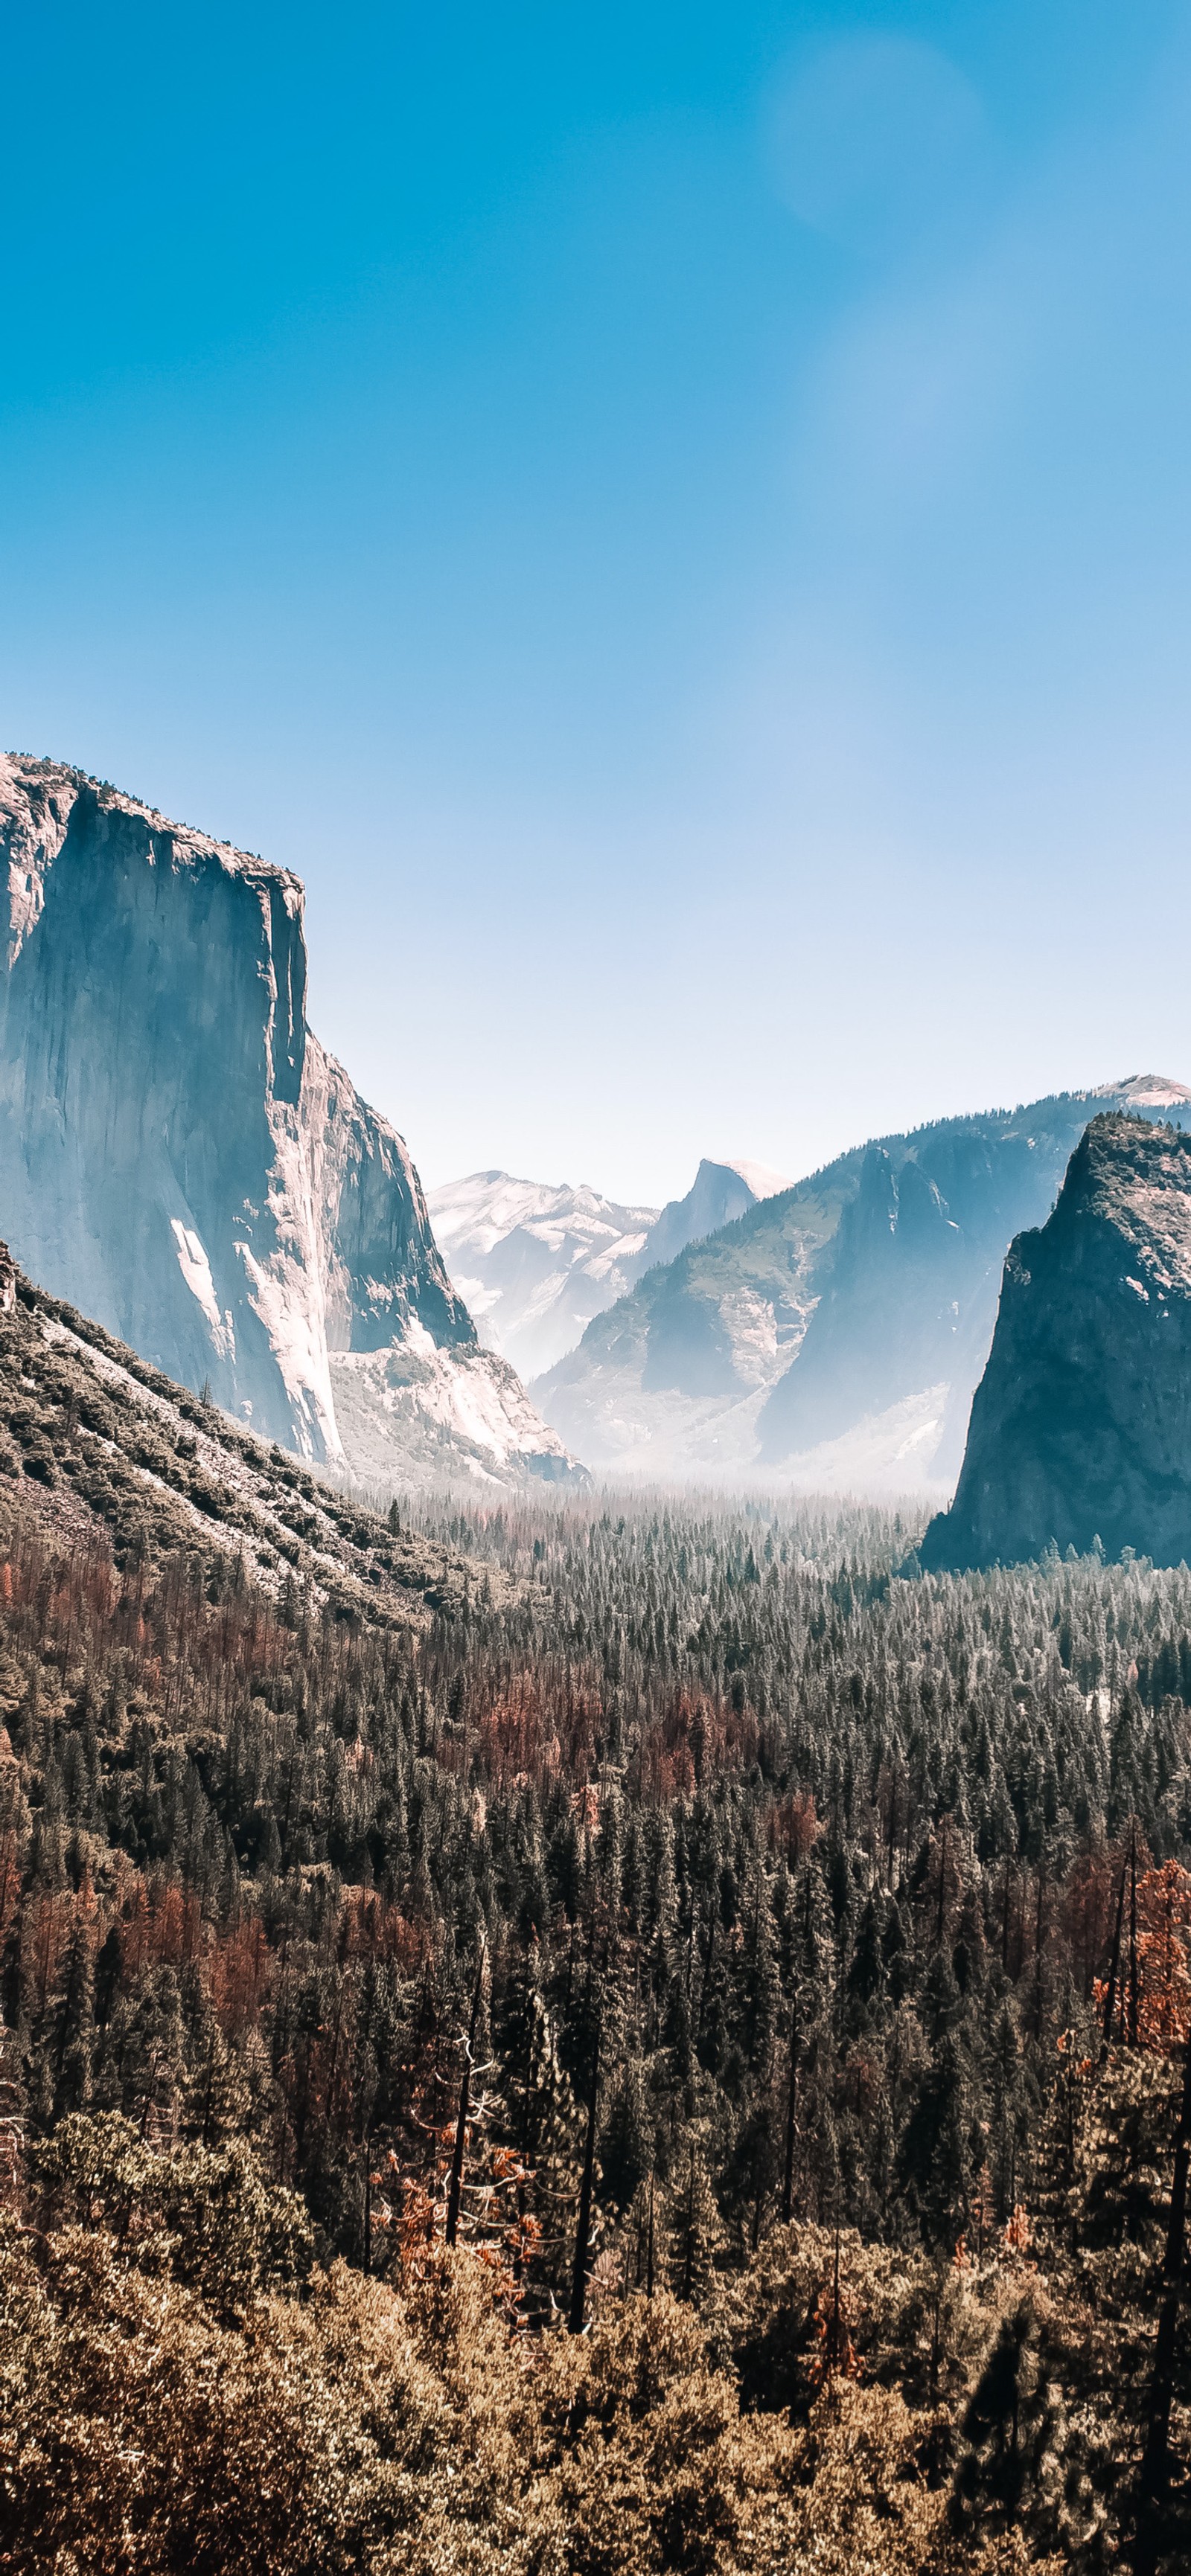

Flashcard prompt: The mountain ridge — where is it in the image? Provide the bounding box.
[533,1077,1191,1490]
[427,1168,658,1380]
[0,754,578,1493]
[430,1154,791,1381]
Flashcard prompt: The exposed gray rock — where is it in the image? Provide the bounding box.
[534,1082,1191,1490]
[922,1114,1191,1569]
[635,1157,791,1276]
[0,754,579,1490]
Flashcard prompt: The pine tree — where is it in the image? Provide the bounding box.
[34,1912,95,2125]
[898,2031,970,2252]
[951,2296,1099,2556]
[985,1997,1027,2221]
[669,2141,723,2309]
[598,2057,651,2214]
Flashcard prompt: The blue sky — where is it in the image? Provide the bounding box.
[3,2,1191,1203]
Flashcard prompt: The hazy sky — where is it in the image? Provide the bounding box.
[4,3,1191,1204]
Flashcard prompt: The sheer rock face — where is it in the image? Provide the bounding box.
[636,1158,791,1278]
[922,1115,1191,1569]
[536,1081,1191,1491]
[0,754,576,1485]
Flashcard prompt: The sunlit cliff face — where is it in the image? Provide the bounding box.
[0,754,578,1490]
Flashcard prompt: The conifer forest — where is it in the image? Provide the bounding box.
[5,1477,1191,2572]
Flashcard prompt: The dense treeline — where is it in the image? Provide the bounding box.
[4,1487,1191,2568]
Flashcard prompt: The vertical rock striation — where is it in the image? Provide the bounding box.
[0,754,577,1484]
[922,1115,1191,1569]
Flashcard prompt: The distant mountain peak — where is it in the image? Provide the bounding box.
[1091,1071,1191,1110]
[705,1156,792,1199]
[428,1170,661,1381]
[533,1076,1191,1494]
[429,1153,791,1380]
[633,1156,791,1281]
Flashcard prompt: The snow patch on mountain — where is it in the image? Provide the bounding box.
[430,1154,793,1382]
[427,1170,660,1380]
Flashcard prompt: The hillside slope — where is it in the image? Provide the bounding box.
[0,755,576,1493]
[0,1243,483,1623]
[922,1114,1191,1569]
[534,1078,1191,1490]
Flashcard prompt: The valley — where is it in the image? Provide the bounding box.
[4,747,1191,2572]
[5,1429,1191,2569]
[12,7,1191,2565]
[429,1156,790,1382]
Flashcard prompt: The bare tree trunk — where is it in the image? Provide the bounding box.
[1128,1822,1140,2048]
[1135,2024,1191,2575]
[569,2016,601,2333]
[1101,1848,1128,2058]
[1032,1858,1047,2042]
[681,2145,697,2303]
[782,1989,799,2224]
[445,1949,485,2249]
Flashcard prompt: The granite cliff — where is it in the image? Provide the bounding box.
[534,1080,1191,1489]
[636,1156,792,1276]
[0,754,577,1490]
[922,1114,1191,1569]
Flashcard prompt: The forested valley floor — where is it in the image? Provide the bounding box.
[4,1476,1191,2572]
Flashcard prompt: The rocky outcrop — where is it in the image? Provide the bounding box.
[535,1082,1191,1490]
[634,1157,791,1277]
[922,1115,1191,1569]
[0,754,578,1489]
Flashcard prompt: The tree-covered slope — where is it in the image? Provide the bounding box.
[5,1469,1191,2565]
[0,1252,480,1624]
